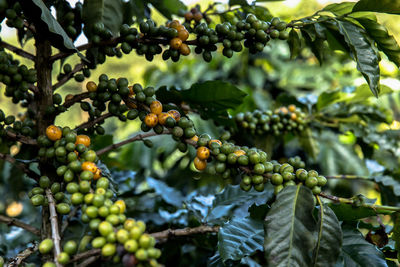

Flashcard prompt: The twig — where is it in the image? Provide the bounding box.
[61,206,78,234]
[69,249,101,263]
[52,63,85,90]
[0,215,40,235]
[74,113,113,131]
[5,130,38,145]
[0,152,40,180]
[319,192,400,213]
[45,189,62,267]
[62,92,91,109]
[325,175,373,181]
[96,130,169,156]
[77,255,101,267]
[150,225,220,240]
[7,242,38,267]
[0,41,35,60]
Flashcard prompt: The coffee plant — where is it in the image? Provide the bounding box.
[1,0,400,266]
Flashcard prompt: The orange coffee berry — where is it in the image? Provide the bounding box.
[208,139,222,147]
[150,100,163,115]
[93,169,102,180]
[179,43,191,56]
[193,12,203,22]
[82,161,97,173]
[75,135,91,147]
[234,150,246,157]
[194,157,207,171]
[144,113,158,128]
[288,104,296,112]
[46,125,62,141]
[170,38,182,50]
[158,112,172,125]
[86,81,97,92]
[191,135,199,142]
[184,12,194,21]
[167,110,181,122]
[196,146,210,160]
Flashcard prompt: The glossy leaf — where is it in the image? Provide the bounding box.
[218,216,264,262]
[146,177,185,207]
[264,185,317,266]
[337,226,387,266]
[82,0,124,36]
[313,202,342,267]
[322,2,356,15]
[337,20,380,97]
[20,0,76,51]
[147,0,186,20]
[328,203,377,221]
[356,18,400,67]
[288,29,301,59]
[353,0,400,14]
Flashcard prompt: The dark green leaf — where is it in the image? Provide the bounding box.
[328,203,376,220]
[313,202,342,267]
[392,213,400,251]
[299,127,320,159]
[288,29,301,59]
[322,2,356,15]
[229,0,248,6]
[20,0,76,51]
[181,80,247,112]
[373,175,400,197]
[337,20,380,97]
[147,0,186,20]
[337,226,387,266]
[82,0,124,36]
[264,185,317,266]
[355,18,400,67]
[218,216,264,262]
[146,177,184,207]
[353,0,400,15]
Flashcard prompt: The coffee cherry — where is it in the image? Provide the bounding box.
[46,125,62,141]
[39,239,54,254]
[56,203,71,214]
[144,113,158,128]
[170,38,182,50]
[194,157,207,170]
[102,243,116,257]
[57,252,70,264]
[99,221,113,236]
[305,176,318,188]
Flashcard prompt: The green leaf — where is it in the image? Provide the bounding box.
[328,203,376,220]
[147,0,186,20]
[288,29,301,59]
[337,20,380,97]
[20,0,76,51]
[322,2,356,15]
[299,127,320,159]
[182,80,247,112]
[355,18,400,67]
[313,202,342,267]
[392,213,400,251]
[337,226,387,266]
[82,0,124,36]
[218,216,264,262]
[146,177,184,207]
[373,175,400,197]
[353,0,400,15]
[229,0,249,6]
[264,185,317,266]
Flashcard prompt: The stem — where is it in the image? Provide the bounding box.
[319,192,400,213]
[0,152,40,180]
[0,215,40,235]
[74,113,113,131]
[325,175,372,181]
[35,39,54,135]
[7,242,38,267]
[96,130,169,156]
[69,249,101,263]
[52,63,85,90]
[45,189,62,267]
[77,256,100,267]
[151,225,220,240]
[5,130,38,145]
[0,41,35,60]
[62,92,90,109]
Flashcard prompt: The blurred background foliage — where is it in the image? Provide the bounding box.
[2,0,400,266]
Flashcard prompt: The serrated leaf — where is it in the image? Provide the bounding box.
[337,226,387,267]
[353,0,400,15]
[313,202,342,267]
[147,0,186,20]
[218,216,264,262]
[328,203,377,220]
[20,0,76,51]
[337,19,380,97]
[82,0,124,36]
[355,18,400,67]
[322,2,356,15]
[288,29,301,59]
[264,185,317,267]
